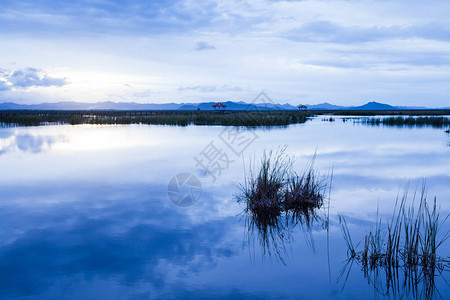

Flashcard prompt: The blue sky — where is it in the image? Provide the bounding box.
[0,0,449,106]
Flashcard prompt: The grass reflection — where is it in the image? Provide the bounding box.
[338,184,449,299]
[236,148,329,264]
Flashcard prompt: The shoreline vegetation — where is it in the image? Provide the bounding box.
[0,110,312,127]
[360,116,450,128]
[1,109,450,127]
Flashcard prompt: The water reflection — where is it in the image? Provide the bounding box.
[340,252,448,299]
[446,130,450,147]
[0,122,449,299]
[338,186,450,300]
[235,150,330,264]
[0,130,65,155]
[0,183,239,298]
[242,210,327,265]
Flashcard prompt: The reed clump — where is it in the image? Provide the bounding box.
[237,148,329,263]
[361,116,450,128]
[238,148,291,220]
[238,148,327,218]
[285,164,327,226]
[338,185,449,299]
[340,187,448,268]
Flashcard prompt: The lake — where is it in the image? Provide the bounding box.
[0,116,449,299]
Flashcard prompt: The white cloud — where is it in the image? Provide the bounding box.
[0,68,67,91]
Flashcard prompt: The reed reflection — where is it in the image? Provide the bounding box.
[236,148,329,264]
[338,184,449,299]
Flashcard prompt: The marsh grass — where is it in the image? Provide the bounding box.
[285,161,326,209]
[0,110,311,127]
[238,148,292,220]
[323,109,450,116]
[361,116,450,128]
[237,148,327,219]
[237,148,329,263]
[338,184,450,299]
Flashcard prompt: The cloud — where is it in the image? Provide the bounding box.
[178,85,243,93]
[0,0,219,37]
[178,85,217,92]
[195,41,216,51]
[287,21,450,44]
[0,68,67,91]
[1,1,450,107]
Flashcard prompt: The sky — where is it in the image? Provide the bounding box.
[0,0,449,107]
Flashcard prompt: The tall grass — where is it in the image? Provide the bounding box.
[0,110,312,127]
[320,109,450,116]
[237,148,327,219]
[238,148,292,220]
[361,116,450,129]
[285,156,327,226]
[237,148,329,263]
[338,184,449,299]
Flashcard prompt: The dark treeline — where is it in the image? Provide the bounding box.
[360,116,450,128]
[0,110,311,127]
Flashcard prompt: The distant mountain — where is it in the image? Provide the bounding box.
[0,100,443,111]
[349,101,398,110]
[276,103,298,110]
[177,101,294,111]
[306,102,345,110]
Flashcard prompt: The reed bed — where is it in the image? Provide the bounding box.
[285,159,327,226]
[360,116,450,128]
[0,110,311,127]
[321,109,450,116]
[339,187,449,268]
[237,148,329,262]
[237,148,327,218]
[338,185,449,299]
[238,148,292,220]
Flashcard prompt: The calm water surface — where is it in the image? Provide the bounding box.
[0,117,449,299]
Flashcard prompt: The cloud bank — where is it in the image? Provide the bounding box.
[0,68,67,91]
